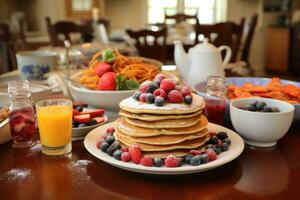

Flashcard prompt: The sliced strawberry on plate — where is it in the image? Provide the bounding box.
[81,109,104,118]
[73,109,81,117]
[74,114,90,123]
[95,62,112,77]
[94,117,105,124]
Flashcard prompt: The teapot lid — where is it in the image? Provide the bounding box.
[190,38,218,53]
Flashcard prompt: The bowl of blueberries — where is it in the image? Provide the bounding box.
[230,98,294,147]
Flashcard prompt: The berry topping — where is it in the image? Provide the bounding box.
[160,79,175,93]
[154,96,165,107]
[121,147,129,152]
[140,156,153,167]
[139,93,147,102]
[146,93,155,104]
[96,141,102,149]
[106,141,121,156]
[129,144,143,164]
[212,145,221,155]
[216,131,228,140]
[209,136,219,145]
[154,74,166,82]
[147,84,159,93]
[223,138,231,145]
[221,143,229,151]
[106,127,115,134]
[113,150,123,160]
[164,155,179,168]
[189,150,201,156]
[200,154,209,164]
[104,135,115,145]
[206,149,217,161]
[190,155,201,166]
[153,157,163,167]
[100,142,110,152]
[133,92,142,100]
[121,152,131,162]
[153,80,161,87]
[181,86,191,97]
[139,81,151,93]
[175,85,182,92]
[184,154,194,165]
[97,72,116,91]
[167,90,184,103]
[184,95,193,105]
[153,89,167,99]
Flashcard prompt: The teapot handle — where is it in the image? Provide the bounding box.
[218,46,232,68]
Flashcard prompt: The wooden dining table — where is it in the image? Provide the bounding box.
[1,113,300,200]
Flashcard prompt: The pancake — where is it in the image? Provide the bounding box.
[117,115,208,137]
[119,109,203,121]
[119,93,205,115]
[116,132,210,151]
[117,128,208,145]
[124,114,202,128]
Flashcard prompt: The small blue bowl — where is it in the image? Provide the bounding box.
[194,77,300,122]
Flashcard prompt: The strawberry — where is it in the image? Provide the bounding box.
[153,89,167,99]
[98,72,116,91]
[106,127,115,134]
[154,74,166,82]
[140,156,153,167]
[181,86,191,97]
[74,114,90,123]
[164,155,179,167]
[129,144,142,164]
[167,90,184,103]
[72,109,81,117]
[206,149,217,161]
[139,93,147,102]
[94,117,104,124]
[121,152,131,162]
[160,79,175,93]
[121,147,129,152]
[95,62,112,77]
[81,109,104,118]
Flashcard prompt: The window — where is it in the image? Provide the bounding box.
[148,0,226,24]
[66,0,99,19]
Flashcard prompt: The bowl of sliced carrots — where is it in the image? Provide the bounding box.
[194,77,300,122]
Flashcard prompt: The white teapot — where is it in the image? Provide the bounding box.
[174,38,231,87]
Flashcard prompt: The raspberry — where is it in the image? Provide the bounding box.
[167,90,184,103]
[154,74,166,82]
[96,141,102,149]
[189,150,201,156]
[153,89,166,99]
[164,155,179,167]
[121,147,129,152]
[139,85,149,93]
[160,79,175,93]
[139,93,147,102]
[106,127,115,134]
[129,144,143,164]
[140,156,153,167]
[121,152,131,162]
[181,86,191,97]
[206,149,217,161]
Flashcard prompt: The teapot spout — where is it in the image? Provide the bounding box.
[174,41,190,81]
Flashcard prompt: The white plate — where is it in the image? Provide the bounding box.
[84,122,245,175]
[72,114,108,137]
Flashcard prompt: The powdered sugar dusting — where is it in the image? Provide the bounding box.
[0,168,32,183]
[29,142,42,153]
[67,160,92,183]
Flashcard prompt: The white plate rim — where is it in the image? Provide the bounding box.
[84,122,245,175]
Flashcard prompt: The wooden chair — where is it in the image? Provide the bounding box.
[164,13,199,25]
[126,28,167,63]
[45,17,93,46]
[195,22,243,62]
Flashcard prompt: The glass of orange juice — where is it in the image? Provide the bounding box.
[36,99,72,155]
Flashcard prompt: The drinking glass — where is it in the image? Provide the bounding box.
[36,99,72,155]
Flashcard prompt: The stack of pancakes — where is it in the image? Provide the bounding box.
[115,94,210,158]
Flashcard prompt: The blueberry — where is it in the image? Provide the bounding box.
[216,131,228,140]
[78,123,87,128]
[213,145,221,154]
[199,154,209,164]
[190,155,201,166]
[154,96,165,106]
[146,93,155,103]
[184,154,194,164]
[105,135,115,145]
[147,84,159,93]
[113,150,122,160]
[106,141,121,156]
[100,142,110,152]
[76,106,83,112]
[223,138,231,145]
[89,119,97,126]
[221,143,229,151]
[262,106,273,112]
[153,157,163,167]
[153,80,161,87]
[206,144,214,149]
[133,92,142,101]
[209,136,219,145]
[256,101,267,111]
[184,95,193,105]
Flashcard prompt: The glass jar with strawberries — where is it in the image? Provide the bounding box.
[8,80,36,148]
[203,76,227,125]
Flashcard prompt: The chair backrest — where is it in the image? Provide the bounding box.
[239,14,258,63]
[165,13,199,25]
[126,28,167,63]
[45,17,93,46]
[195,22,243,62]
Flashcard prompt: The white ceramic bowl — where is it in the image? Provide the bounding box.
[68,82,136,111]
[230,97,294,147]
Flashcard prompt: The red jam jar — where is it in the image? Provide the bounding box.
[203,76,227,126]
[8,80,36,148]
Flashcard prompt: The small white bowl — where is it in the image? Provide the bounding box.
[72,115,108,138]
[230,98,294,147]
